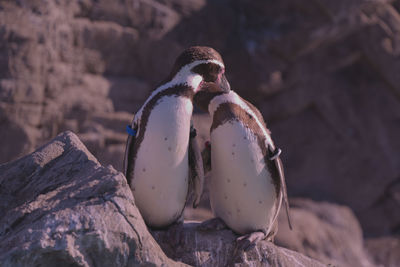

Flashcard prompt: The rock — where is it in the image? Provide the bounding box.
[152,222,325,267]
[365,236,400,267]
[0,131,333,267]
[107,76,150,113]
[72,18,140,76]
[89,111,132,133]
[0,111,32,164]
[83,0,181,39]
[275,198,376,267]
[0,131,182,266]
[184,193,376,267]
[77,111,131,172]
[360,176,400,238]
[97,144,126,173]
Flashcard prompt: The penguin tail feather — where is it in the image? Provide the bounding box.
[284,201,293,230]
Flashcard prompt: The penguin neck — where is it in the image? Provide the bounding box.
[208,90,237,116]
[208,90,274,145]
[176,73,203,92]
[134,72,201,126]
[159,70,203,94]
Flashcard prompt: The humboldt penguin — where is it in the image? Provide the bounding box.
[123,46,230,228]
[195,84,292,247]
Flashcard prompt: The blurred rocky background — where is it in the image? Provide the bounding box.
[1,0,399,266]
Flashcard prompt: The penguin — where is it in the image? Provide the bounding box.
[123,46,230,228]
[194,83,292,247]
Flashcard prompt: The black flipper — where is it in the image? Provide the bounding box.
[201,141,212,174]
[268,145,293,230]
[123,117,138,186]
[188,122,204,208]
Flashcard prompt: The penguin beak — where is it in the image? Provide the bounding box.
[218,73,231,93]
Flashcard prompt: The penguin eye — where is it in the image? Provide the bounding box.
[192,63,222,82]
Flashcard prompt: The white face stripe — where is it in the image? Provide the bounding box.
[133,59,225,126]
[159,59,224,93]
[209,90,274,146]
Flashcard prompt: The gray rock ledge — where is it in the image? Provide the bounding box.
[0,131,324,267]
[0,131,181,267]
[152,222,325,267]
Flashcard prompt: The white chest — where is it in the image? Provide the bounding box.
[210,121,278,234]
[131,96,193,228]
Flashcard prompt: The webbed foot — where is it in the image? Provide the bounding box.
[235,231,266,251]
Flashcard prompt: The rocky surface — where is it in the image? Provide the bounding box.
[365,236,400,267]
[184,193,377,267]
[0,131,181,266]
[0,0,399,242]
[275,198,375,267]
[152,223,325,267]
[0,131,329,267]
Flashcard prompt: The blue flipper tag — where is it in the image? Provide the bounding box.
[126,125,137,136]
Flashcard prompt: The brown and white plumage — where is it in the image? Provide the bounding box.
[123,46,229,228]
[195,87,291,244]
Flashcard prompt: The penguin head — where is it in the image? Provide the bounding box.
[170,46,232,112]
[165,46,231,94]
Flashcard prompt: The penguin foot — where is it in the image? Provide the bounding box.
[197,218,227,232]
[235,231,266,251]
